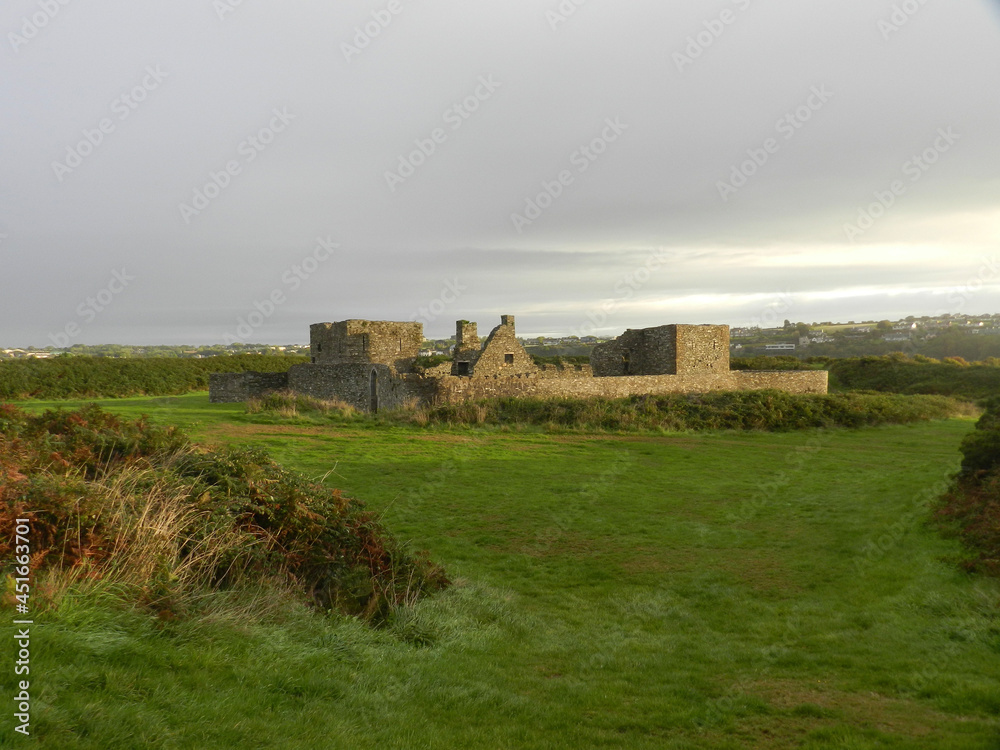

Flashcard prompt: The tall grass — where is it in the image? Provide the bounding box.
[245,390,358,419]
[0,403,448,623]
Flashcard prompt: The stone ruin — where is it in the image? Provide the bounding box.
[210,315,827,412]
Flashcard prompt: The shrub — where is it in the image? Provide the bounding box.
[935,398,1000,574]
[0,404,447,620]
[824,355,1000,403]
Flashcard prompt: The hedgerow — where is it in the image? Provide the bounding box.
[935,397,1000,575]
[398,391,961,432]
[0,354,307,400]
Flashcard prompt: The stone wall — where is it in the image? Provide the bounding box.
[675,325,729,374]
[452,320,481,376]
[729,370,828,393]
[429,369,828,405]
[210,365,827,408]
[592,324,728,376]
[209,371,289,403]
[287,363,426,412]
[455,321,480,352]
[451,315,538,378]
[310,320,423,373]
[537,363,593,379]
[469,316,538,378]
[210,318,827,412]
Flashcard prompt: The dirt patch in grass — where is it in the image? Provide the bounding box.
[753,678,964,736]
[694,678,978,749]
[498,529,605,559]
[619,548,804,595]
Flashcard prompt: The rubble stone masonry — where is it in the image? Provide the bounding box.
[210,316,827,410]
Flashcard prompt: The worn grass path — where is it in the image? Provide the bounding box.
[5,394,999,748]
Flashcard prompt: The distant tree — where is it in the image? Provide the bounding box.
[877,320,893,331]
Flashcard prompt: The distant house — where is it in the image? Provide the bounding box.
[765,343,796,351]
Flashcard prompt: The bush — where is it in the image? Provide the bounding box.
[935,398,1000,574]
[824,355,1000,403]
[0,404,447,620]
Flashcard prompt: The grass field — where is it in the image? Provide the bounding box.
[4,394,999,749]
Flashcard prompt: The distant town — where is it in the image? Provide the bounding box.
[3,312,999,362]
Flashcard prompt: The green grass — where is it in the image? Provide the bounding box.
[3,394,999,748]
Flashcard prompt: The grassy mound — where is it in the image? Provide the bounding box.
[0,403,447,621]
[935,397,1000,575]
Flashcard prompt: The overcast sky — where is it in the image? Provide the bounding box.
[2,0,999,346]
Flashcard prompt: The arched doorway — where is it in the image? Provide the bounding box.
[369,369,379,413]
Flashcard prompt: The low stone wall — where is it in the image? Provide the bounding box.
[209,372,289,403]
[210,365,828,410]
[537,364,593,379]
[429,369,827,405]
[730,370,828,394]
